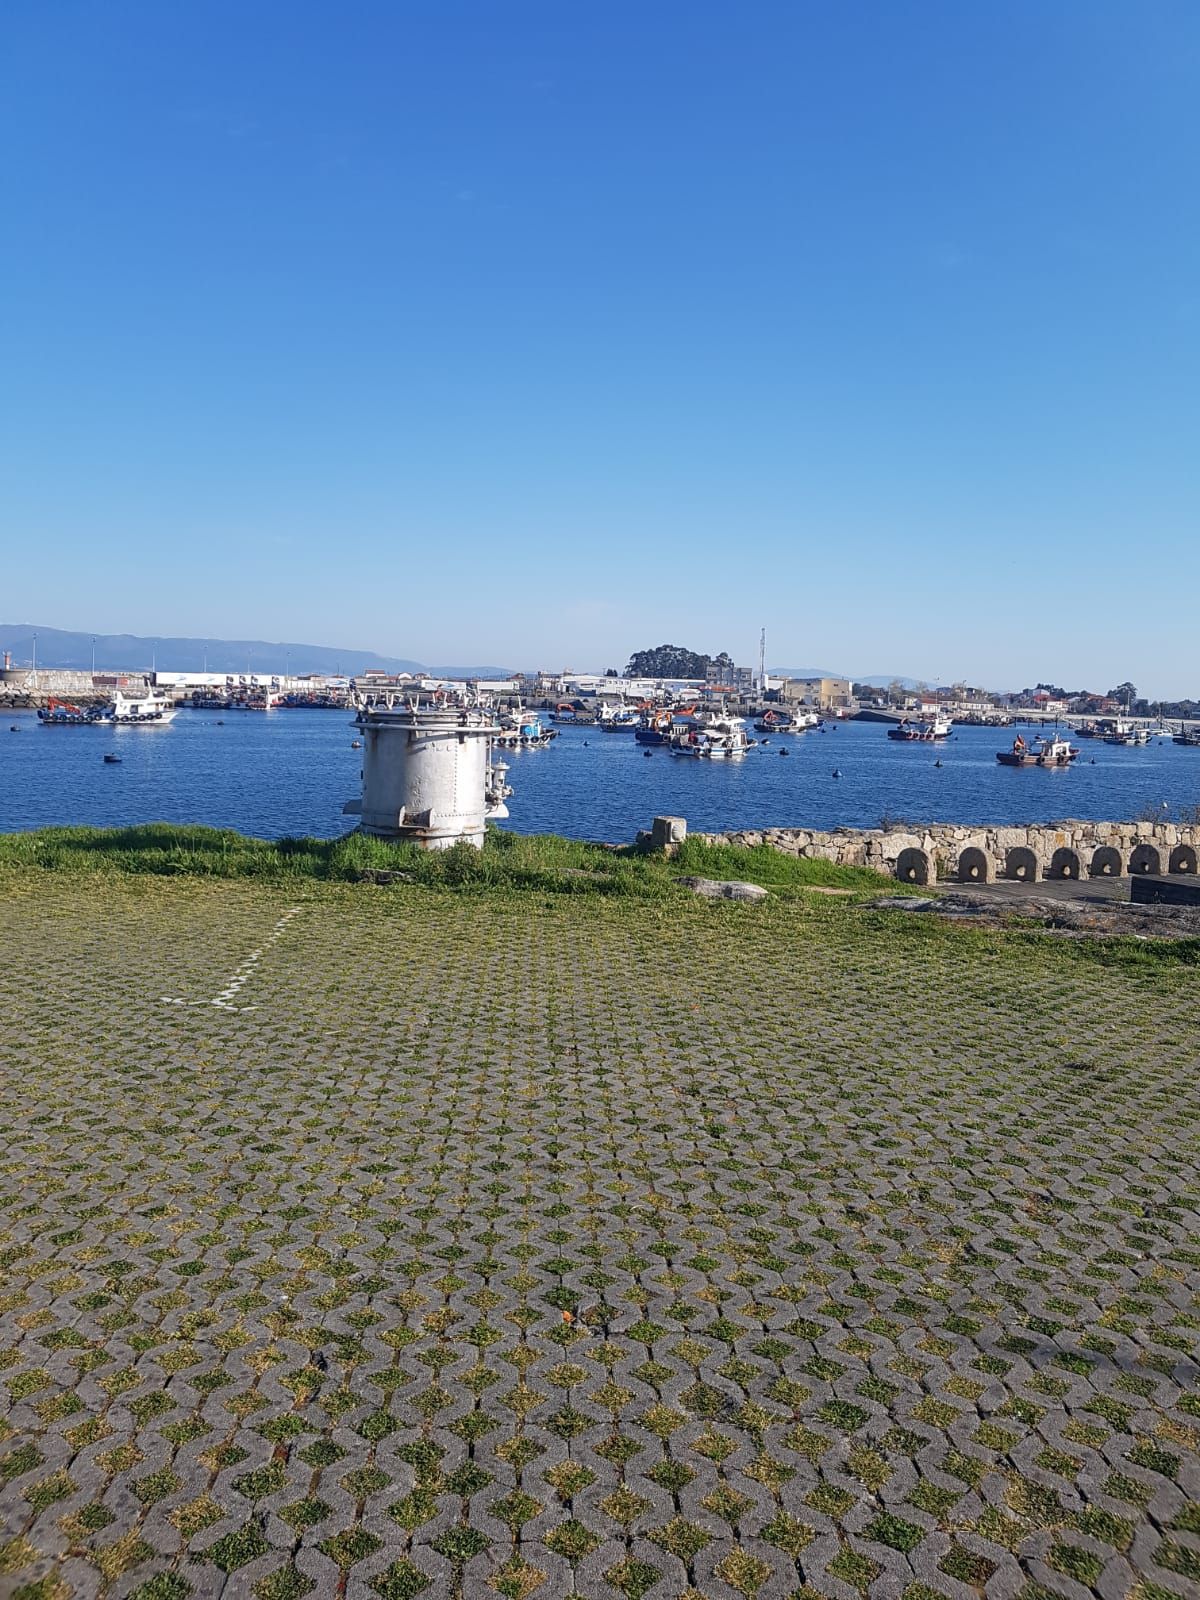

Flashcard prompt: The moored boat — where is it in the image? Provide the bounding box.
[668,714,751,759]
[1096,717,1151,746]
[754,710,815,734]
[494,704,557,749]
[109,691,178,723]
[887,715,952,742]
[37,698,105,725]
[996,734,1077,767]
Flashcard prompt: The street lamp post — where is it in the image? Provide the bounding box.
[91,637,96,676]
[32,632,37,675]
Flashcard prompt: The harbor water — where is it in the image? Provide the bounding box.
[3,710,1199,842]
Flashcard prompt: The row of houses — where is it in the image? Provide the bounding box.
[516,669,854,709]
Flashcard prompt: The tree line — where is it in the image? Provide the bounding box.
[624,645,734,679]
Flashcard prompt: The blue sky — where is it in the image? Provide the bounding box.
[2,2,1197,691]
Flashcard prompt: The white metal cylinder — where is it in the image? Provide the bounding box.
[353,703,503,848]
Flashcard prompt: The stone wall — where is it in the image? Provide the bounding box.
[0,669,147,707]
[689,820,1200,884]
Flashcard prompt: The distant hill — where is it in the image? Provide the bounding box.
[0,624,510,679]
[770,668,926,689]
[852,675,924,689]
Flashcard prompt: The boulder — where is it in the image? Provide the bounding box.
[879,832,922,856]
[677,876,769,902]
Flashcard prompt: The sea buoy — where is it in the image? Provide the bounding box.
[643,749,652,758]
[780,748,789,756]
[832,768,841,778]
[103,753,121,764]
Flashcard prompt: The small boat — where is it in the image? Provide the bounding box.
[595,704,639,731]
[635,707,673,744]
[996,735,1077,767]
[494,704,557,749]
[103,753,122,764]
[107,691,178,724]
[754,710,812,735]
[37,698,105,725]
[1100,717,1151,746]
[1172,726,1200,747]
[668,714,750,759]
[887,715,952,742]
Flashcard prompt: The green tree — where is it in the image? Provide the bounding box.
[625,645,715,679]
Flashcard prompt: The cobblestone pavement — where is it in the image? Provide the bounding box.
[1,873,1199,1600]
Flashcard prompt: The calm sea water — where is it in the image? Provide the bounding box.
[3,709,1199,842]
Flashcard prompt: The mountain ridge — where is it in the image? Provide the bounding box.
[0,624,510,679]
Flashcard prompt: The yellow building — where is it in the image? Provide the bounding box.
[781,677,853,709]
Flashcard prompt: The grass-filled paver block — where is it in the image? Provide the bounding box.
[1,850,1199,1597]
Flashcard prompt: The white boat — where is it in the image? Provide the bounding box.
[996,734,1077,767]
[107,691,178,724]
[754,710,818,734]
[669,714,750,758]
[1101,718,1150,746]
[595,703,639,730]
[887,714,952,742]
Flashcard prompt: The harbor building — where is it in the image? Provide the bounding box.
[780,676,853,710]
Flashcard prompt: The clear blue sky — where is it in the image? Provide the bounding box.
[2,2,1197,692]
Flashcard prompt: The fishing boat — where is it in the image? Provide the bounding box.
[753,709,814,734]
[108,691,178,723]
[668,714,751,759]
[996,734,1077,767]
[635,707,675,745]
[1102,727,1150,746]
[494,705,556,749]
[595,703,639,731]
[1172,726,1200,747]
[887,715,952,742]
[37,698,106,725]
[549,700,585,725]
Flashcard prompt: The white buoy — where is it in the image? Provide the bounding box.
[343,695,512,849]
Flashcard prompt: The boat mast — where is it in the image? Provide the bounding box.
[757,628,766,696]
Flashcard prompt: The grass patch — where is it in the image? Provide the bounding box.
[0,823,900,901]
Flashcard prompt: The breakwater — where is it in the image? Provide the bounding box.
[0,668,149,709]
[688,818,1200,884]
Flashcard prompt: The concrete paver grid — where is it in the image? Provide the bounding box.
[0,871,1198,1600]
